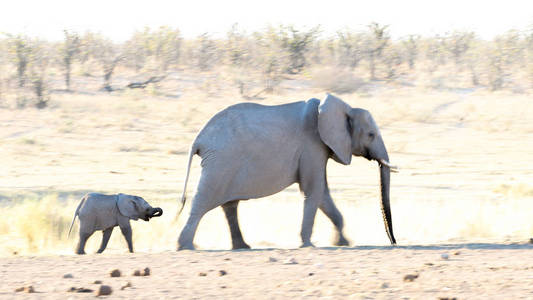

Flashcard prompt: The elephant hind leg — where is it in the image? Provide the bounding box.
[320,191,349,246]
[222,201,250,250]
[76,231,93,255]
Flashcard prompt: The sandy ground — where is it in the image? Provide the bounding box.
[2,244,533,299]
[1,78,533,298]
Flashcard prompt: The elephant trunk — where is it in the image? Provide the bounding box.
[373,138,396,245]
[151,207,163,217]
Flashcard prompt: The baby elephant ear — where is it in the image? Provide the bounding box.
[318,94,352,165]
[117,194,139,220]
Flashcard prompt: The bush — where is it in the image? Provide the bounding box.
[312,67,365,94]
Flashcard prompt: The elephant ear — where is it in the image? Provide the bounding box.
[117,194,139,220]
[318,94,352,165]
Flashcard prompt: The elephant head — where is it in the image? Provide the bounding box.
[318,94,397,245]
[117,194,163,222]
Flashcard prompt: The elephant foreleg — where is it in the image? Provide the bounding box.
[222,201,250,250]
[320,190,349,246]
[119,225,134,253]
[76,231,93,255]
[97,227,114,253]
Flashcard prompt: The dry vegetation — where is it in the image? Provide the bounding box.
[0,23,532,298]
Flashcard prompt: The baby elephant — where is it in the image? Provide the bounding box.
[68,193,163,254]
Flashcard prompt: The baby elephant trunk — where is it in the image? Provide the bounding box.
[150,207,163,218]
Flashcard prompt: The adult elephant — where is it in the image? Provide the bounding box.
[177,94,397,250]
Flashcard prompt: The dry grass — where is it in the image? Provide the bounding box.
[0,78,532,256]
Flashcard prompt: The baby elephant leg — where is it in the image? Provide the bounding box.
[119,225,134,253]
[97,227,114,254]
[76,231,93,255]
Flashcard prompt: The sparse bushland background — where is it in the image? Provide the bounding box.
[0,23,532,256]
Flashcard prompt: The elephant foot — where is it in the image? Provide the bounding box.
[76,251,86,255]
[335,235,350,247]
[300,242,315,248]
[232,242,251,250]
[178,243,195,251]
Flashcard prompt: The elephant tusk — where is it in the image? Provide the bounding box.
[378,159,399,173]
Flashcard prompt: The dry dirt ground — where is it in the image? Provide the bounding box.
[0,78,532,298]
[2,245,533,299]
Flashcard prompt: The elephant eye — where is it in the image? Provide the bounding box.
[368,132,375,139]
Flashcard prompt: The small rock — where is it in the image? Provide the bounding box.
[441,253,449,260]
[219,270,227,276]
[143,267,150,276]
[283,258,298,265]
[63,273,74,279]
[438,298,457,300]
[403,274,419,282]
[96,285,113,296]
[220,285,227,289]
[425,262,434,266]
[224,258,231,261]
[529,238,533,244]
[381,282,390,289]
[308,272,314,276]
[268,257,278,262]
[93,280,103,284]
[120,282,132,290]
[133,270,142,276]
[198,272,207,277]
[68,287,93,293]
[110,269,121,277]
[453,251,461,256]
[15,286,35,293]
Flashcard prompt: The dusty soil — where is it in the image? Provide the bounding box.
[2,244,533,299]
[1,77,532,298]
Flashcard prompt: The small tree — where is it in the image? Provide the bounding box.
[365,22,390,80]
[196,33,218,71]
[59,30,80,91]
[279,25,319,74]
[92,35,123,91]
[402,35,419,70]
[337,29,365,69]
[445,31,475,70]
[6,34,31,88]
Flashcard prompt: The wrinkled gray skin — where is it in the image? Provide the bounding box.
[68,193,163,254]
[178,94,396,250]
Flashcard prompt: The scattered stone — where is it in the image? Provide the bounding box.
[403,274,419,282]
[110,269,121,277]
[143,267,151,276]
[268,257,278,262]
[219,270,227,276]
[308,272,315,276]
[220,285,227,289]
[68,287,93,293]
[15,286,35,293]
[93,280,103,284]
[133,270,142,276]
[224,258,231,261]
[120,282,132,290]
[438,297,457,300]
[381,282,390,289]
[453,251,461,256]
[63,273,74,279]
[529,238,533,244]
[441,253,449,260]
[198,272,207,277]
[96,285,113,296]
[283,258,298,265]
[425,263,434,266]
[133,268,151,276]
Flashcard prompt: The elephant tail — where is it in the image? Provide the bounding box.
[67,195,86,238]
[176,144,198,220]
